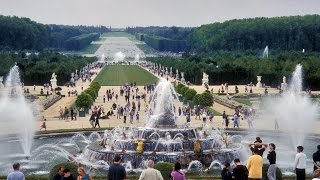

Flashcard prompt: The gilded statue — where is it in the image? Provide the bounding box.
[193,139,202,153]
[135,139,144,154]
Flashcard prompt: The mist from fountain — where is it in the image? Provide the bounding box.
[99,54,105,62]
[262,46,269,58]
[0,65,36,157]
[147,79,177,128]
[134,54,140,62]
[264,64,318,148]
[114,52,126,62]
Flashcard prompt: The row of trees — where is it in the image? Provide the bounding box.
[143,35,186,52]
[64,33,100,51]
[127,26,192,40]
[175,83,213,107]
[188,15,320,52]
[0,51,96,85]
[75,82,101,108]
[148,51,320,89]
[0,15,109,51]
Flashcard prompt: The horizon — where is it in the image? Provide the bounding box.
[0,0,320,28]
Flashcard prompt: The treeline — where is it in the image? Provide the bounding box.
[0,15,109,51]
[143,35,186,52]
[127,26,192,40]
[0,51,96,85]
[188,15,320,52]
[64,33,100,51]
[148,51,320,89]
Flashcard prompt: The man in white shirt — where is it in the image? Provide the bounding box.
[294,146,307,180]
[7,163,25,180]
[138,160,163,180]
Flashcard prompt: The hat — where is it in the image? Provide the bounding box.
[234,158,240,163]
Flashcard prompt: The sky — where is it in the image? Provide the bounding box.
[0,0,320,27]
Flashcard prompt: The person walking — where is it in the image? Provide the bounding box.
[171,162,186,180]
[138,160,163,180]
[247,147,263,180]
[233,113,239,128]
[71,108,74,120]
[294,146,307,180]
[103,95,106,103]
[232,158,248,180]
[129,110,134,124]
[94,116,100,128]
[267,143,277,180]
[136,112,139,122]
[108,154,126,180]
[40,119,47,131]
[222,111,229,128]
[7,163,25,180]
[313,145,320,172]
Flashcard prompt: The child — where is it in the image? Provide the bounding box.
[40,119,46,131]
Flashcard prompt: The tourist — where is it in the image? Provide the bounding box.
[313,145,320,172]
[313,169,320,180]
[178,107,182,116]
[221,163,232,180]
[34,84,36,91]
[64,107,69,120]
[89,114,95,128]
[267,143,277,180]
[117,105,121,119]
[52,166,64,180]
[137,101,141,111]
[103,95,106,103]
[232,158,248,180]
[40,119,46,131]
[71,108,74,120]
[63,168,75,180]
[7,163,25,180]
[248,137,267,157]
[129,110,134,124]
[138,160,163,180]
[233,113,239,128]
[202,111,207,124]
[94,116,100,128]
[222,111,229,128]
[208,111,213,122]
[246,147,263,180]
[123,108,128,124]
[77,167,92,180]
[294,146,307,180]
[171,162,186,180]
[136,112,139,122]
[108,154,126,180]
[59,106,63,120]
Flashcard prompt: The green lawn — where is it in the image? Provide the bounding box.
[233,98,252,106]
[94,65,158,86]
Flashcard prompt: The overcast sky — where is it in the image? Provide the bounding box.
[0,0,319,27]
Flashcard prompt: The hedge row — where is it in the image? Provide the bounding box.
[75,82,101,108]
[64,33,100,51]
[142,34,186,52]
[175,83,213,107]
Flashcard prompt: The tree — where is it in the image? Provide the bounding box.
[184,89,197,101]
[75,93,93,108]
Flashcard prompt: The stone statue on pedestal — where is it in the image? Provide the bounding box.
[176,69,179,80]
[181,72,185,84]
[256,76,262,88]
[50,72,58,89]
[0,76,4,88]
[281,76,288,91]
[202,72,209,86]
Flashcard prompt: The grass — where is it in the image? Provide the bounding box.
[94,65,158,86]
[136,43,158,54]
[233,98,252,106]
[101,32,133,37]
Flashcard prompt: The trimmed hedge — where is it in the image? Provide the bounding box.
[154,162,174,180]
[185,89,197,101]
[75,93,94,108]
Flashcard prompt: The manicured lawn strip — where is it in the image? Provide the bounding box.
[94,65,158,86]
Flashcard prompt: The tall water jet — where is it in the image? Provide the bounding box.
[0,65,36,156]
[114,52,125,62]
[99,54,105,62]
[263,64,317,148]
[262,46,269,58]
[147,79,177,128]
[134,54,140,62]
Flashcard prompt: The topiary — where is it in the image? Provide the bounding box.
[184,89,197,101]
[84,88,97,100]
[49,162,78,180]
[75,93,93,108]
[198,92,213,107]
[154,162,174,180]
[262,164,283,180]
[193,94,202,105]
[180,86,190,97]
[175,83,185,94]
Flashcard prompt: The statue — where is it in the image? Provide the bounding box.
[202,72,209,86]
[176,69,180,80]
[50,72,58,89]
[256,76,262,88]
[193,139,202,153]
[281,76,288,91]
[51,72,57,80]
[135,139,144,154]
[181,72,185,84]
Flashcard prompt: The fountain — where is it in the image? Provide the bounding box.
[0,65,36,157]
[264,64,318,148]
[134,54,140,62]
[263,45,269,58]
[81,78,242,170]
[114,52,126,62]
[99,54,105,62]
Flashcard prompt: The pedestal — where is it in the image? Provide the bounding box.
[202,79,209,86]
[50,79,57,89]
[256,76,262,88]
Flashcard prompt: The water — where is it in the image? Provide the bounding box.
[114,52,126,62]
[263,64,318,148]
[0,65,36,157]
[99,54,105,62]
[134,54,140,62]
[262,46,268,58]
[147,79,177,127]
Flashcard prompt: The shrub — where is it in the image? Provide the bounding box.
[84,88,98,100]
[75,93,93,108]
[175,83,185,94]
[184,89,197,101]
[199,92,213,106]
[90,82,101,91]
[154,162,174,180]
[49,162,78,180]
[193,94,202,105]
[262,164,283,180]
[180,86,190,97]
